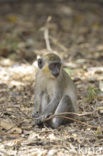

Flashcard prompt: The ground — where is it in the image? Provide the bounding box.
[0,0,103,155]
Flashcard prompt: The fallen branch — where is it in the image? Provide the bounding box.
[44,112,98,129]
[45,111,93,117]
[43,16,68,54]
[44,28,52,52]
[44,16,52,52]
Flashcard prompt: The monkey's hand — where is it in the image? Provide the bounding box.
[34,113,52,125]
[32,111,40,118]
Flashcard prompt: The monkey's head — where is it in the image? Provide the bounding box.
[37,53,62,79]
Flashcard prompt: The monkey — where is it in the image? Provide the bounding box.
[33,52,79,128]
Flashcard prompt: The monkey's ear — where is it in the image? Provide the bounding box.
[37,58,44,69]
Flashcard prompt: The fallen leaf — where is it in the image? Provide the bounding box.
[0,118,15,130]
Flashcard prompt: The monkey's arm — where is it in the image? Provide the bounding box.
[32,85,42,117]
[44,95,61,113]
[34,95,61,124]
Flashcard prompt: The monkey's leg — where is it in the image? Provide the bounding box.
[51,95,74,128]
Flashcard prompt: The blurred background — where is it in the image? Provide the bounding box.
[0,0,103,63]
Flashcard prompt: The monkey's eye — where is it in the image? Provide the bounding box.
[38,58,43,69]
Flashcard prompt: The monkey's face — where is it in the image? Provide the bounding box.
[48,62,61,78]
[37,53,62,79]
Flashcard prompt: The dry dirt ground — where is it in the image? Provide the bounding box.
[0,0,103,155]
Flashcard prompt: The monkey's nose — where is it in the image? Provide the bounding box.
[53,73,59,77]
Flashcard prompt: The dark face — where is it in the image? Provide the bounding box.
[49,62,61,77]
[38,57,61,78]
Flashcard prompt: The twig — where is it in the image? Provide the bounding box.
[44,28,52,51]
[44,112,97,129]
[44,16,68,53]
[45,111,93,118]
[44,16,52,52]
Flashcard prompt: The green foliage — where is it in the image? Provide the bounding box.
[64,67,73,77]
[87,86,99,102]
[0,37,19,51]
[6,39,18,50]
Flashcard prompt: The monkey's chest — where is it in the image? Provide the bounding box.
[46,82,56,99]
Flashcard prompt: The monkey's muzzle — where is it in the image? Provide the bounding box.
[53,72,59,77]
